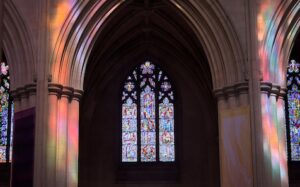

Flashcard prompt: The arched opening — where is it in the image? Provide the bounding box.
[79,1,219,186]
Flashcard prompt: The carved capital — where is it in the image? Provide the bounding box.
[11,83,37,99]
[48,83,63,96]
[48,83,83,101]
[214,82,249,99]
[260,82,286,98]
[73,89,84,101]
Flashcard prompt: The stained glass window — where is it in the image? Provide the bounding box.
[121,61,175,162]
[0,61,13,163]
[287,60,300,161]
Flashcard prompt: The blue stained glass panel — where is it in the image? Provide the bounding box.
[122,119,137,132]
[0,61,11,163]
[122,145,137,162]
[159,145,175,162]
[141,132,156,144]
[287,60,300,161]
[159,119,174,132]
[288,91,300,160]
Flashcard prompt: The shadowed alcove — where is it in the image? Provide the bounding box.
[79,1,219,186]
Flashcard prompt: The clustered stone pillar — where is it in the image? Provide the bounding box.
[48,83,83,187]
[214,82,253,187]
[260,82,288,187]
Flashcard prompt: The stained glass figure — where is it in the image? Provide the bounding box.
[121,61,175,162]
[0,61,13,163]
[287,60,300,161]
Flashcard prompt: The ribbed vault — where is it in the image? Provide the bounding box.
[84,0,212,94]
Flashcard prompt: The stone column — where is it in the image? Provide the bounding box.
[215,82,253,187]
[277,89,288,187]
[47,83,82,187]
[47,84,61,187]
[67,90,82,187]
[260,82,289,187]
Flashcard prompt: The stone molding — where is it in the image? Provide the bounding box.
[214,82,248,99]
[11,83,37,100]
[48,83,83,101]
[260,81,287,99]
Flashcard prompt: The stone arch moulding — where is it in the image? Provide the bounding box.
[2,0,36,110]
[50,0,245,91]
[262,0,300,86]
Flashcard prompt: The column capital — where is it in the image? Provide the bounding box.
[214,82,249,99]
[48,83,63,96]
[260,81,286,98]
[11,83,37,99]
[48,83,83,101]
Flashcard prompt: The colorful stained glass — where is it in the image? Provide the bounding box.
[122,98,137,119]
[125,82,135,92]
[159,98,174,119]
[159,97,175,162]
[141,86,155,119]
[122,132,137,144]
[140,85,156,162]
[141,119,155,132]
[121,61,175,163]
[122,97,137,161]
[287,60,300,161]
[159,119,174,132]
[122,145,137,162]
[141,132,156,144]
[122,119,137,132]
[141,61,154,74]
[0,61,12,163]
[161,82,171,91]
[141,145,156,162]
[159,145,175,162]
[0,146,5,163]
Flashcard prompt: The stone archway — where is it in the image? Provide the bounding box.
[47,1,247,187]
[80,1,219,186]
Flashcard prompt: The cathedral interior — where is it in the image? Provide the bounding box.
[0,0,300,186]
